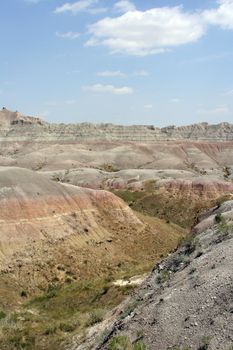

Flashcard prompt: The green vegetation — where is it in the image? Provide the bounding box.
[156,270,170,284]
[109,335,147,350]
[223,166,231,180]
[100,163,120,172]
[181,236,200,255]
[113,189,231,229]
[0,310,6,320]
[119,301,139,320]
[198,336,211,350]
[0,211,186,350]
[169,347,191,350]
[85,309,104,326]
[0,272,142,350]
[215,213,224,224]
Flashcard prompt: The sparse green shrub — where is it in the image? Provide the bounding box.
[136,329,144,339]
[171,254,191,272]
[109,335,132,350]
[109,335,147,350]
[120,302,138,320]
[0,310,6,320]
[20,290,27,298]
[223,167,231,179]
[59,322,77,333]
[43,325,57,335]
[101,163,119,172]
[215,213,223,224]
[86,310,104,326]
[182,236,200,255]
[8,331,36,348]
[198,336,211,350]
[169,347,191,350]
[133,340,147,350]
[156,270,170,284]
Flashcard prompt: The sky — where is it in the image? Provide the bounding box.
[0,0,233,126]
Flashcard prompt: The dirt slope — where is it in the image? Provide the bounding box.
[0,167,185,309]
[95,201,233,350]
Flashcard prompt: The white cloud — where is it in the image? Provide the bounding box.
[86,6,206,56]
[197,105,229,115]
[133,70,149,77]
[85,1,233,56]
[54,0,98,14]
[83,84,134,94]
[96,70,126,77]
[144,104,153,109]
[56,31,80,39]
[114,0,136,13]
[203,0,233,29]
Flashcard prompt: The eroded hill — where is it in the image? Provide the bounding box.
[84,201,233,350]
[0,108,232,349]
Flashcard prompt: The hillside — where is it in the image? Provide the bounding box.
[0,108,232,349]
[90,201,233,350]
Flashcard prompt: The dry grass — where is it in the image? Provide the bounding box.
[113,189,232,228]
[0,211,185,350]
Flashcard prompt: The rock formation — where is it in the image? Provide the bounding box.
[0,108,233,142]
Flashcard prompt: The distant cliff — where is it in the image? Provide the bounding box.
[0,108,233,142]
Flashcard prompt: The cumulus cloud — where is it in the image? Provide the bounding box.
[203,0,233,29]
[144,104,153,109]
[114,0,136,13]
[86,6,206,56]
[56,31,80,39]
[84,1,233,56]
[83,84,134,94]
[96,70,126,77]
[171,98,180,103]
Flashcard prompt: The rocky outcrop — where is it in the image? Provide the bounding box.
[0,108,233,142]
[94,201,233,350]
[0,108,43,127]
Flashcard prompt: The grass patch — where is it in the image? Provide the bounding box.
[109,335,148,350]
[113,190,232,229]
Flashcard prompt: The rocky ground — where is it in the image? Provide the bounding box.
[82,201,233,350]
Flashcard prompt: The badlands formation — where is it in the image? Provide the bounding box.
[96,201,233,350]
[0,108,232,349]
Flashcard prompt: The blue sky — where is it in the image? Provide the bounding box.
[0,0,233,126]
